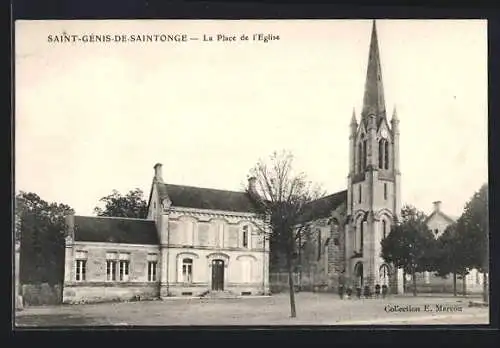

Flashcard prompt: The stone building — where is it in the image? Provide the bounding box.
[293,20,404,294]
[62,166,269,304]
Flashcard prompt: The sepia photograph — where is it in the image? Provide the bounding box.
[14,19,489,327]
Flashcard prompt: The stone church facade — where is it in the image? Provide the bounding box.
[295,20,404,294]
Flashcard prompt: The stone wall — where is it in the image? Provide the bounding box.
[407,271,484,294]
[63,283,159,304]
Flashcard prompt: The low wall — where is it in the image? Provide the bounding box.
[63,282,159,304]
[21,283,62,306]
[166,282,267,297]
[270,272,332,293]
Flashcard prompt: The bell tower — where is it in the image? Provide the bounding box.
[345,20,403,293]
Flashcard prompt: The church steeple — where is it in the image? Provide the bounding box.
[361,20,386,125]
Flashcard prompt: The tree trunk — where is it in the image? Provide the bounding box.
[482,272,488,303]
[453,272,457,297]
[286,254,297,318]
[298,232,302,291]
[412,269,417,297]
[403,270,406,293]
[462,271,467,297]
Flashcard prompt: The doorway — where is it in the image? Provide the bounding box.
[354,262,364,287]
[211,259,225,291]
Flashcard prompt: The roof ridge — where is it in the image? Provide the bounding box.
[163,182,247,194]
[75,215,153,222]
[308,189,348,202]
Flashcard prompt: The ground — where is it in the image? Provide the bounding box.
[14,292,489,327]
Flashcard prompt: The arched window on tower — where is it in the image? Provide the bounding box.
[382,220,387,239]
[357,142,363,173]
[384,141,389,170]
[378,140,384,169]
[359,219,364,255]
[363,140,367,169]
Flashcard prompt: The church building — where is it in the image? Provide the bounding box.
[294,20,404,294]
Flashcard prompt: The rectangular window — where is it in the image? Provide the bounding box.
[106,260,117,281]
[242,226,249,248]
[119,260,130,281]
[147,253,158,282]
[384,183,387,200]
[182,258,193,283]
[148,261,158,282]
[106,252,118,281]
[105,252,131,282]
[75,260,86,281]
[358,185,362,204]
[75,250,88,281]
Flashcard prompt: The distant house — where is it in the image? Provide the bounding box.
[425,201,457,239]
[419,201,483,291]
[62,164,269,304]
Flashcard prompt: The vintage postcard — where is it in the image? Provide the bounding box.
[14,19,489,327]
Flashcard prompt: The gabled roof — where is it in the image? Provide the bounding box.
[298,190,347,223]
[73,216,159,245]
[157,183,259,213]
[424,210,456,225]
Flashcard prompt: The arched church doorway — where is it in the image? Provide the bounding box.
[379,264,390,286]
[354,262,363,287]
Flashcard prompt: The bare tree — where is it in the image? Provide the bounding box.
[247,150,324,318]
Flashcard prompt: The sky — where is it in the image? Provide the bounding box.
[15,19,488,218]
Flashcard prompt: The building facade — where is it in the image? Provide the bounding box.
[62,166,269,304]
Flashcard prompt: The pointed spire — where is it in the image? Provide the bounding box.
[391,105,399,121]
[351,107,357,125]
[361,20,386,124]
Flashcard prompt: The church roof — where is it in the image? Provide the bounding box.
[299,190,347,223]
[73,215,159,245]
[157,183,259,213]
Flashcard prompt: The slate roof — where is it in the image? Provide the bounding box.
[157,183,259,213]
[73,216,159,245]
[298,190,347,223]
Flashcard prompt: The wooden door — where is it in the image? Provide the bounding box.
[211,259,225,291]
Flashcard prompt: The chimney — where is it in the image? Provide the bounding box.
[65,214,75,245]
[154,163,163,183]
[432,201,442,212]
[248,176,258,196]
